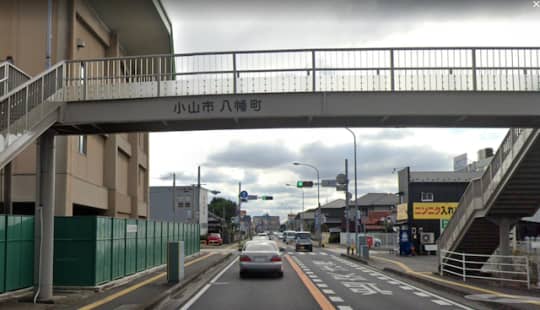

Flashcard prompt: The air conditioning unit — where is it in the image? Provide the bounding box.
[420,232,435,244]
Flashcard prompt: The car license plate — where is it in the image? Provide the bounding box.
[254,257,266,262]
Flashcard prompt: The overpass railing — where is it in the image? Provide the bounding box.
[0,62,31,97]
[438,128,537,254]
[62,47,540,100]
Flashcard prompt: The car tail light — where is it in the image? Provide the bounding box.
[271,255,282,262]
[240,255,251,262]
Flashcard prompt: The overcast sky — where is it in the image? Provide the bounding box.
[154,0,540,222]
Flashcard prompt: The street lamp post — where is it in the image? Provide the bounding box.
[345,128,361,256]
[293,162,321,246]
[286,183,305,231]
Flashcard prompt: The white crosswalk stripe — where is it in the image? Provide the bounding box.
[322,289,335,294]
[414,292,430,297]
[337,306,353,310]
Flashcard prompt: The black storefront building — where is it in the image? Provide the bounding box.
[396,168,480,255]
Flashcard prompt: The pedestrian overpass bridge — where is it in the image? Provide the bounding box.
[2,47,540,285]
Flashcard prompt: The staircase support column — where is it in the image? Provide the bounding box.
[490,217,520,278]
[36,130,56,302]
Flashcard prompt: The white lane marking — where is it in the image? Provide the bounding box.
[329,296,344,302]
[432,299,452,306]
[337,306,353,310]
[299,252,305,255]
[312,279,323,283]
[308,275,318,278]
[180,257,237,310]
[350,262,473,310]
[320,252,328,256]
[317,283,328,288]
[414,292,430,297]
[388,281,400,285]
[309,252,316,255]
[322,289,336,294]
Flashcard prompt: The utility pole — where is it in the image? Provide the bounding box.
[237,182,241,240]
[345,159,350,252]
[196,166,201,235]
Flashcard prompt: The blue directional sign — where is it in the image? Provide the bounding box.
[239,191,249,199]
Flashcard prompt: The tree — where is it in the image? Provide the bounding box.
[208,197,237,223]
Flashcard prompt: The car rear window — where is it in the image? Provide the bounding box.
[296,233,310,239]
[245,243,277,252]
[209,233,221,238]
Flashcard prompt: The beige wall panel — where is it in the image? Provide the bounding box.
[115,192,132,214]
[71,176,107,209]
[12,175,35,202]
[117,151,129,195]
[74,0,110,48]
[71,135,104,187]
[13,145,37,174]
[137,201,147,218]
[74,17,106,60]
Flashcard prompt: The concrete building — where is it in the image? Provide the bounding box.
[149,186,209,236]
[453,148,494,173]
[396,168,481,255]
[354,193,398,232]
[252,214,280,233]
[0,0,172,217]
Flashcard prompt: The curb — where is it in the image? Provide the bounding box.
[341,253,369,265]
[143,252,233,309]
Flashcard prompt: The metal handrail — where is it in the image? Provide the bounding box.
[438,128,537,256]
[440,249,530,288]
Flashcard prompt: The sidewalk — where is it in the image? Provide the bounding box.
[0,251,231,310]
[338,248,540,310]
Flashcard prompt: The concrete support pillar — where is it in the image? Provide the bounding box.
[36,130,56,302]
[3,162,12,214]
[490,217,520,277]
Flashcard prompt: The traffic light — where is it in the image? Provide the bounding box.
[261,195,273,200]
[296,181,314,188]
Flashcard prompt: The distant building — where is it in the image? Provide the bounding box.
[453,148,494,173]
[149,185,209,236]
[396,168,481,255]
[354,193,399,232]
[320,199,346,233]
[252,214,280,233]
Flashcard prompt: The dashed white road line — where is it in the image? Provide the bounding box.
[432,299,452,306]
[317,283,329,288]
[329,296,344,302]
[337,306,353,310]
[322,289,336,294]
[414,292,430,297]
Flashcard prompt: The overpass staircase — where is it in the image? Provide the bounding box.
[0,61,64,169]
[439,128,540,274]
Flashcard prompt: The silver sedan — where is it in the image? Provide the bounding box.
[239,240,284,277]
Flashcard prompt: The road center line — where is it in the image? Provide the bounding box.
[285,255,336,310]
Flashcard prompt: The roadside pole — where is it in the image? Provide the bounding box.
[237,182,241,241]
[345,159,350,254]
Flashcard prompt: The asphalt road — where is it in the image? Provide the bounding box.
[289,249,473,310]
[184,254,320,310]
[183,240,483,310]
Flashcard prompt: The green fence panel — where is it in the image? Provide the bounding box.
[187,224,192,256]
[146,221,155,268]
[176,222,181,241]
[54,216,111,286]
[5,216,33,291]
[95,217,112,284]
[125,219,137,275]
[136,220,147,272]
[182,223,188,256]
[161,222,168,264]
[196,224,200,253]
[153,222,162,266]
[111,218,126,280]
[168,221,174,242]
[0,216,5,293]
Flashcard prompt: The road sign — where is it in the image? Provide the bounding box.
[321,179,337,187]
[336,173,348,184]
[247,195,258,200]
[261,195,273,200]
[297,181,314,188]
[239,191,248,199]
[336,184,347,191]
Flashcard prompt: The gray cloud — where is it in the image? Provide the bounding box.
[205,141,296,169]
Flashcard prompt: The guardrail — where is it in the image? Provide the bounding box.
[438,128,536,253]
[62,47,540,101]
[0,61,31,97]
[0,61,64,152]
[440,249,530,288]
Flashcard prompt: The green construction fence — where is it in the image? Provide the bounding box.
[0,215,34,293]
[53,216,199,287]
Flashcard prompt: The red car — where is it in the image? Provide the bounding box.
[207,233,223,246]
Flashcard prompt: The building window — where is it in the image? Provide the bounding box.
[77,135,87,155]
[421,192,434,202]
